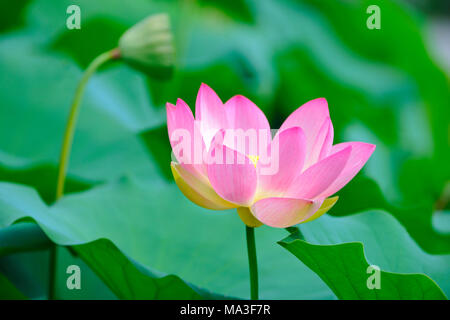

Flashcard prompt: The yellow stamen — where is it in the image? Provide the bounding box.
[248,155,259,168]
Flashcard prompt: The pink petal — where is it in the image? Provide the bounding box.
[284,146,352,199]
[223,95,271,155]
[258,127,306,197]
[251,197,323,228]
[318,119,334,160]
[166,99,206,175]
[195,83,227,149]
[225,95,270,130]
[303,117,334,169]
[319,142,376,198]
[206,135,257,206]
[166,99,193,152]
[279,98,330,167]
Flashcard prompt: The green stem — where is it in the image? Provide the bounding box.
[246,226,259,300]
[49,48,120,300]
[55,48,120,200]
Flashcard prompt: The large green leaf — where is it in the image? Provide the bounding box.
[332,175,450,253]
[52,246,118,300]
[0,189,220,299]
[0,152,94,204]
[0,245,119,299]
[0,180,333,299]
[0,271,27,299]
[279,231,445,299]
[0,250,49,299]
[0,222,50,255]
[298,210,450,297]
[1,179,448,299]
[73,239,217,299]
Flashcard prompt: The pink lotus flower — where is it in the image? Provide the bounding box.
[166,84,375,228]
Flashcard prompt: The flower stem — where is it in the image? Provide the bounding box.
[49,48,120,300]
[55,48,120,200]
[246,226,259,300]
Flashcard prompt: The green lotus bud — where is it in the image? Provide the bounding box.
[118,13,175,79]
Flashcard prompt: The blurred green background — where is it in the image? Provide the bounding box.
[0,0,449,299]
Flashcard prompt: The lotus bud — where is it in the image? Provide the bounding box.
[118,13,175,79]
